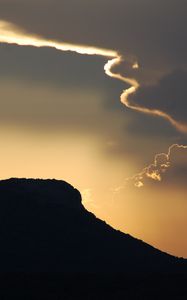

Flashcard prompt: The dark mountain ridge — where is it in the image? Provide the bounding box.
[0,178,186,273]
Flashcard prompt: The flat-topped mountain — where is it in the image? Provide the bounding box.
[0,178,82,209]
[0,178,186,273]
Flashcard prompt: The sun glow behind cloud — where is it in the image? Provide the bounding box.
[125,144,187,188]
[0,19,187,190]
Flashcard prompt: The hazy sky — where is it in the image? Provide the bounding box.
[0,0,186,257]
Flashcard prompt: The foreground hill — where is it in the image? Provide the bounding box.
[0,178,186,274]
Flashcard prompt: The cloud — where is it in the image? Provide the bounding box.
[0,0,186,77]
[130,70,187,126]
[0,42,129,136]
[0,42,112,89]
[125,144,187,188]
[0,1,186,132]
[0,0,186,188]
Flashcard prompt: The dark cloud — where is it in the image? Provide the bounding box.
[0,0,186,78]
[0,0,186,164]
[130,70,187,124]
[0,43,127,133]
[0,43,109,88]
[151,146,187,187]
[0,42,182,164]
[0,0,186,131]
[164,165,187,186]
[0,42,179,142]
[126,112,178,138]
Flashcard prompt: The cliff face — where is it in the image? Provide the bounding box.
[0,178,185,272]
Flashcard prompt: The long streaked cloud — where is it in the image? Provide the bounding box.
[0,21,115,57]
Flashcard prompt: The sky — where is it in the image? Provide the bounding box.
[0,0,186,257]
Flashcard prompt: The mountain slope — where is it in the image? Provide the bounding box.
[0,178,186,273]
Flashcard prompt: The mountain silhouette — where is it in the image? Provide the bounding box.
[0,178,187,299]
[0,177,186,274]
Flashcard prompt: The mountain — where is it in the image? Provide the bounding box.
[0,177,185,273]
